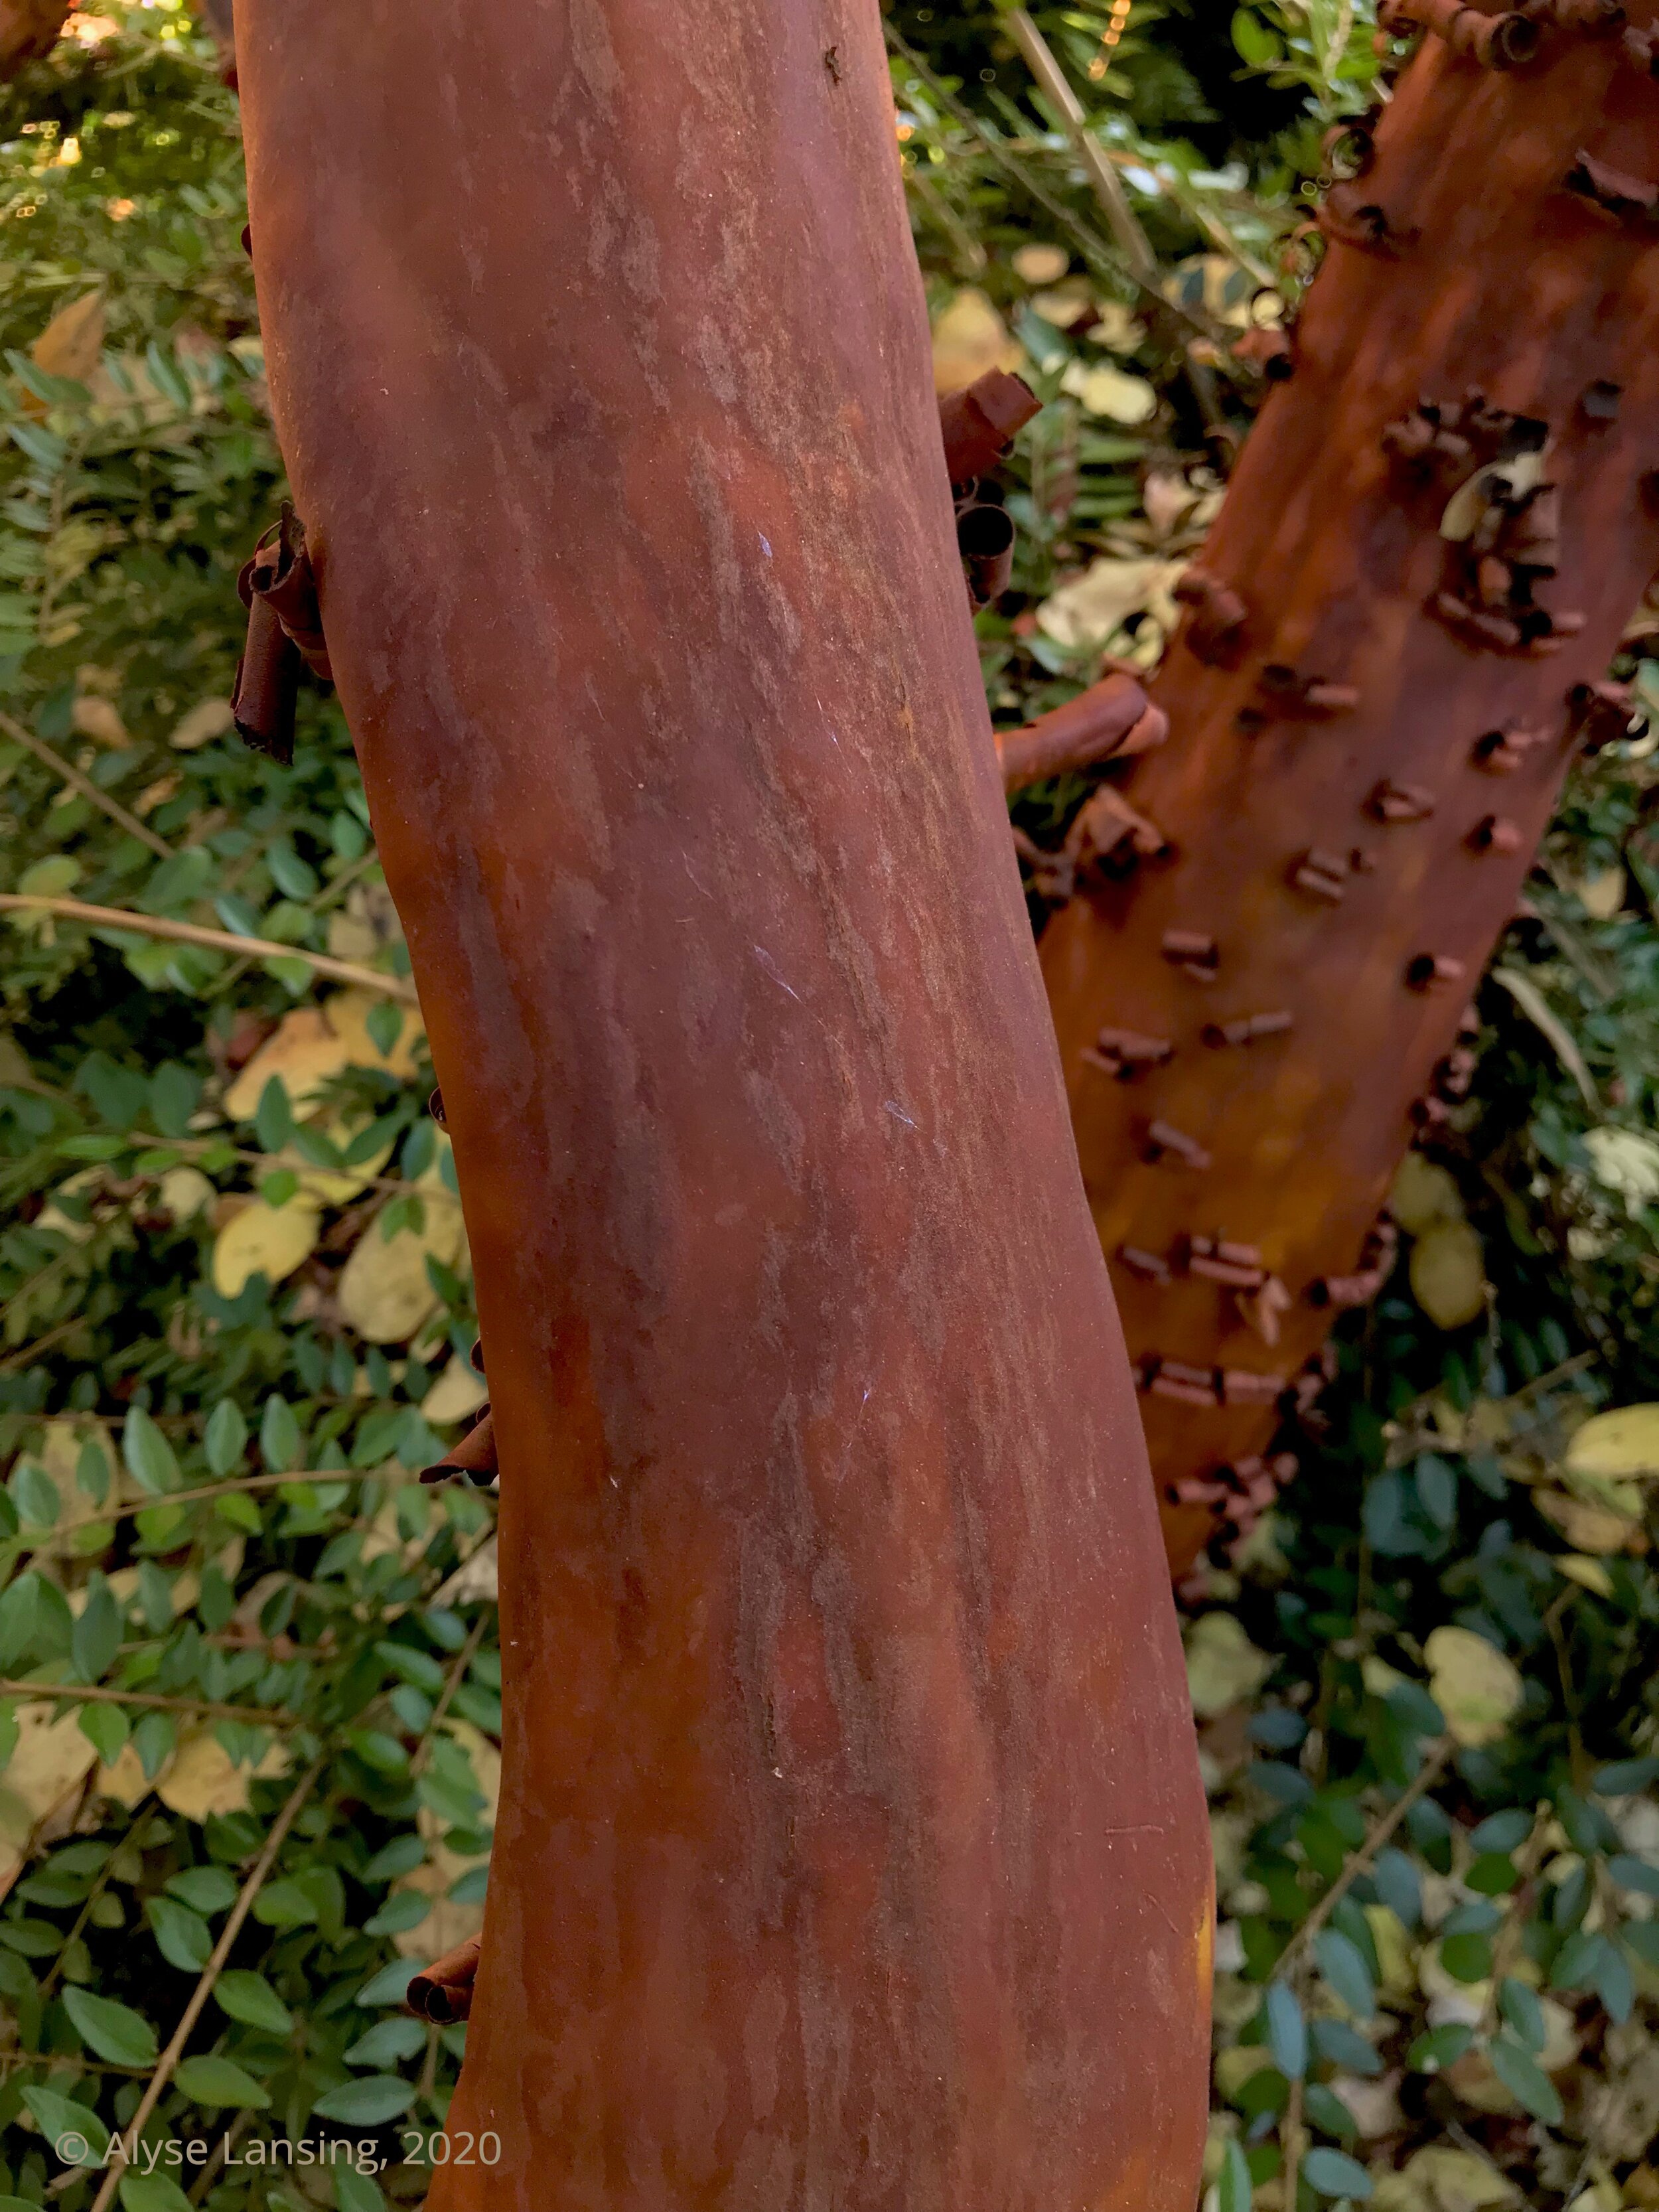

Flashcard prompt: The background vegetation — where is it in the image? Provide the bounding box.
[0,3,1655,2207]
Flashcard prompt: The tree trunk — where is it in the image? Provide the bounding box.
[0,0,69,78]
[235,3,1210,2205]
[1037,8,1659,1574]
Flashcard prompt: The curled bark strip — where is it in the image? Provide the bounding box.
[1037,17,1659,1575]
[956,499,1015,609]
[238,0,1211,2200]
[937,366,1042,489]
[231,507,332,763]
[419,1405,497,1487]
[407,1937,482,2025]
[995,670,1160,791]
[1379,0,1541,65]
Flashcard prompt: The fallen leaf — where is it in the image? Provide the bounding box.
[157,1166,214,1225]
[1409,1218,1487,1329]
[1374,2144,1520,2212]
[1060,358,1157,423]
[1535,1487,1645,1555]
[1390,1153,1466,1236]
[210,1199,323,1298]
[1185,1611,1272,1718]
[70,696,127,747]
[1011,242,1069,286]
[1567,1404,1659,1479]
[222,992,423,1122]
[0,1704,100,1900]
[1031,280,1094,329]
[423,1357,488,1426]
[157,1730,288,1822]
[1424,1625,1523,1747]
[435,1534,498,1607]
[169,698,236,751]
[31,291,104,384]
[1584,1127,1659,1214]
[930,287,1025,394]
[96,1741,152,1808]
[336,1193,466,1343]
[1036,555,1187,652]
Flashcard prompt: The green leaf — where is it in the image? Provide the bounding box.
[20,2086,109,2163]
[334,2170,388,2212]
[1611,1853,1659,1897]
[1216,2137,1252,2212]
[123,1405,180,1495]
[1313,1928,1374,2020]
[1263,1981,1306,2080]
[173,2054,271,2108]
[119,2176,194,2212]
[1407,2022,1473,2075]
[1230,7,1285,66]
[10,1457,59,1526]
[312,2075,415,2126]
[147,1894,214,1971]
[204,1398,248,1476]
[165,1865,238,1913]
[356,1958,421,2007]
[1302,2148,1372,2200]
[1595,1755,1659,1795]
[72,1576,122,1682]
[214,1967,295,2036]
[344,2016,427,2068]
[1488,2033,1563,2124]
[63,1984,159,2067]
[1440,1931,1493,1983]
[260,1392,302,1473]
[254,1074,294,1151]
[1498,1976,1546,2053]
[252,1875,319,1929]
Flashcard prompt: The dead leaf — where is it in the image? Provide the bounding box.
[157,1166,214,1225]
[435,1534,498,1607]
[157,1729,288,1822]
[423,1356,488,1426]
[1567,1404,1659,1480]
[0,1703,100,1900]
[1059,358,1157,423]
[169,698,236,751]
[1556,1552,1617,1596]
[70,695,126,747]
[1425,1625,1523,1747]
[1036,555,1187,652]
[1583,1128,1659,1215]
[1011,243,1069,286]
[31,290,104,385]
[1374,2144,1521,2212]
[1409,1218,1487,1329]
[222,991,423,1122]
[930,287,1025,394]
[210,1198,323,1297]
[336,1192,467,1343]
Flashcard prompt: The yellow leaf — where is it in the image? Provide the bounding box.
[31,290,104,384]
[1409,1219,1487,1329]
[157,1166,214,1225]
[278,1117,393,1208]
[1390,1152,1465,1236]
[1363,1902,1415,1996]
[96,1741,152,1808]
[336,1193,466,1344]
[222,991,423,1122]
[1576,864,1626,920]
[1036,555,1187,652]
[210,1199,322,1299]
[1377,2146,1520,2212]
[1185,1611,1272,1718]
[1556,1553,1616,1597]
[1584,1128,1659,1213]
[422,1356,488,1427]
[70,695,126,747]
[1535,1487,1644,1555]
[169,698,236,751]
[1425,1625,1522,1747]
[1060,358,1157,423]
[0,1703,100,1898]
[1011,242,1069,285]
[1567,1403,1659,1479]
[930,287,1025,395]
[157,1730,288,1822]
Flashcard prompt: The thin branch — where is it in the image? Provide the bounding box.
[1001,11,1161,292]
[39,1802,153,2000]
[1277,1737,1456,1971]
[88,1757,326,2212]
[0,1314,86,1372]
[0,893,421,1004]
[11,1463,425,1543]
[0,708,173,860]
[0,1678,305,1728]
[411,1613,489,1775]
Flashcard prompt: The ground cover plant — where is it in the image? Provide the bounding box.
[0,2,1656,2206]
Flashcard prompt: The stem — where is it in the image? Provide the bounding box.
[10,1464,424,1546]
[38,1803,153,1999]
[1002,11,1161,291]
[87,1759,326,2212]
[1277,1737,1455,1971]
[1281,2070,1304,2211]
[0,709,173,860]
[0,1678,305,1728]
[0,893,421,1004]
[411,1613,488,1775]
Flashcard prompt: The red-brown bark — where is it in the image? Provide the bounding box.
[0,0,68,78]
[236,2,1210,2205]
[1037,7,1659,1574]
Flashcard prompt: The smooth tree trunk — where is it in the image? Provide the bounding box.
[236,4,1211,2207]
[1039,5,1659,1574]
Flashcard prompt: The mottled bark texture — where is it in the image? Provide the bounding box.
[1039,7,1659,1576]
[236,4,1210,2207]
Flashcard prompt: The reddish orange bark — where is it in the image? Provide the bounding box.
[236,1,1210,2204]
[1038,6,1659,1573]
